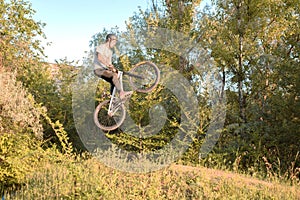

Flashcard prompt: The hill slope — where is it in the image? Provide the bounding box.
[169,164,299,200]
[4,156,299,199]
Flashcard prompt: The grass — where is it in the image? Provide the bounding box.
[3,154,299,200]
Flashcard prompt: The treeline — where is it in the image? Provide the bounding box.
[0,0,299,187]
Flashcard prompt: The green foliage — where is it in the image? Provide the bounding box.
[1,0,299,197]
[0,0,46,71]
[196,0,300,178]
[0,132,42,191]
[0,67,75,192]
[38,106,74,156]
[84,0,299,180]
[0,2,79,193]
[44,59,84,152]
[0,72,75,191]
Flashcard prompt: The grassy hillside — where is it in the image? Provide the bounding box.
[2,155,299,200]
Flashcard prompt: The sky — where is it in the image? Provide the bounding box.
[29,0,150,63]
[29,0,210,64]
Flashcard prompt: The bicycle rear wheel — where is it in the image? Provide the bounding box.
[129,61,160,93]
[94,100,126,131]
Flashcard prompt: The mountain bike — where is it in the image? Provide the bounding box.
[93,61,160,131]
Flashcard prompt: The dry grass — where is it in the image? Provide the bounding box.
[3,156,299,200]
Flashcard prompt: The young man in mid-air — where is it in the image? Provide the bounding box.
[93,33,132,99]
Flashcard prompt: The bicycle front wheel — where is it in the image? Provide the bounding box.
[94,100,126,131]
[129,61,160,93]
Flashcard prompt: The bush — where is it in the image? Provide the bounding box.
[0,72,43,138]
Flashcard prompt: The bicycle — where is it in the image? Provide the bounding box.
[93,61,160,131]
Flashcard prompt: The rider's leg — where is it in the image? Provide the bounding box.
[109,84,115,95]
[94,69,115,95]
[94,69,132,99]
[98,75,114,94]
[107,71,132,99]
[99,70,122,90]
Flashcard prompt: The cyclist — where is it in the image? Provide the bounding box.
[93,33,132,99]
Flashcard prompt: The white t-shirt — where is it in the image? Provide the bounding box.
[93,43,112,70]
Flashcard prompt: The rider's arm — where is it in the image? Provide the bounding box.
[97,53,112,68]
[97,54,117,72]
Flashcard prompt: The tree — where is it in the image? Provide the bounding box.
[0,0,46,72]
[197,0,300,174]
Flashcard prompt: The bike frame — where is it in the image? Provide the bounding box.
[107,71,123,117]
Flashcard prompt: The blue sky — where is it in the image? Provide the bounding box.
[29,0,210,64]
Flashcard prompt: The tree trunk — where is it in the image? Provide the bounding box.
[237,0,247,124]
[238,35,246,124]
